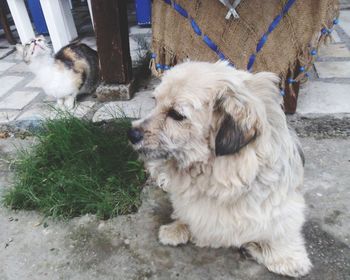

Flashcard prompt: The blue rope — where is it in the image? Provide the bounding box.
[152,54,172,71]
[247,54,256,71]
[283,16,338,97]
[203,35,219,53]
[156,0,338,100]
[247,0,296,71]
[191,19,202,35]
[173,3,188,18]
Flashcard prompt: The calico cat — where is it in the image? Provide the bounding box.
[16,35,99,109]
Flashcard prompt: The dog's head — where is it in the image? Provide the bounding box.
[128,61,281,168]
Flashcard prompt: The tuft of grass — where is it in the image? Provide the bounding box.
[2,114,145,219]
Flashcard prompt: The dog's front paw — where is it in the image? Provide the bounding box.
[158,221,190,246]
[156,173,170,192]
[266,256,312,278]
[243,241,312,278]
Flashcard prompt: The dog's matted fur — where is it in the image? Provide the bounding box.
[128,61,311,277]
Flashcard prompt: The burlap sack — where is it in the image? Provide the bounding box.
[151,0,339,113]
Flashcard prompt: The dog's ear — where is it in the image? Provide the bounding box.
[214,93,258,156]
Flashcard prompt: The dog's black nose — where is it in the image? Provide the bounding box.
[127,128,144,144]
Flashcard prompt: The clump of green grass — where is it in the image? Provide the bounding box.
[2,114,145,219]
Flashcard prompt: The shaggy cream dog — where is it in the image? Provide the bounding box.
[128,61,311,277]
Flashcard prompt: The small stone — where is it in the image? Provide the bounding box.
[96,81,135,101]
[0,131,10,139]
[8,217,14,222]
[98,222,106,230]
[5,238,13,248]
[124,239,130,245]
[43,229,52,235]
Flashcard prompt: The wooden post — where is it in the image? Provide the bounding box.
[283,62,301,114]
[91,0,133,100]
[91,0,132,84]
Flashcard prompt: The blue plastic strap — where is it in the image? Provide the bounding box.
[217,52,226,60]
[321,28,328,35]
[247,54,256,71]
[191,19,202,35]
[256,34,268,52]
[203,35,218,53]
[156,63,165,70]
[268,14,282,33]
[173,3,188,18]
[156,1,237,69]
[247,0,296,71]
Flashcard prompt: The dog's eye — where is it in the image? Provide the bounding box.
[167,109,186,121]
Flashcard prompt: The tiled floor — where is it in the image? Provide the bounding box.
[297,11,350,115]
[0,4,153,128]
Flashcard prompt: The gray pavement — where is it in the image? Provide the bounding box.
[0,135,349,280]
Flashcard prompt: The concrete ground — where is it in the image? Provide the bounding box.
[1,3,350,280]
[0,133,349,280]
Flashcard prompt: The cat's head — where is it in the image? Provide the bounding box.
[16,35,51,64]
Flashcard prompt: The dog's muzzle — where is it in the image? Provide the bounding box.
[127,128,144,144]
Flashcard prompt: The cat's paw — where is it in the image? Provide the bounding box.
[56,98,64,109]
[63,96,76,110]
